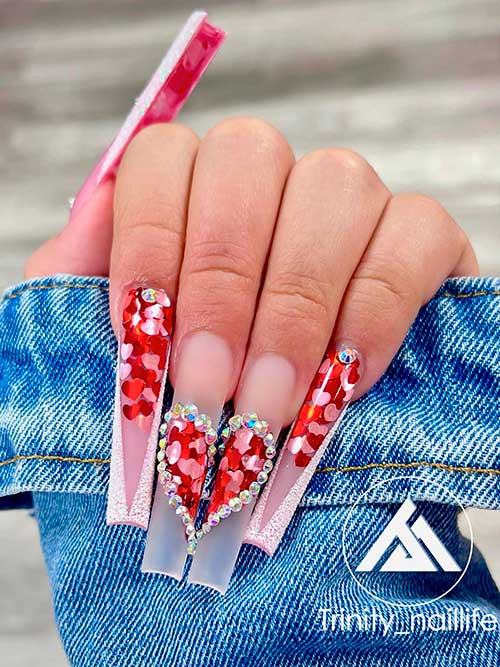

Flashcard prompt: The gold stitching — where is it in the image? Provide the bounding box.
[3,283,109,301]
[1,284,499,304]
[316,460,500,476]
[1,454,499,478]
[0,454,110,468]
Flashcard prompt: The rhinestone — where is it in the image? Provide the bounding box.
[254,420,269,436]
[196,529,204,541]
[172,403,183,416]
[218,443,226,455]
[157,461,166,472]
[265,446,276,459]
[205,428,217,445]
[157,450,165,461]
[249,482,261,496]
[182,403,198,422]
[168,495,182,508]
[257,471,268,484]
[228,415,242,431]
[187,534,197,546]
[159,422,168,435]
[239,490,252,505]
[263,460,274,473]
[221,426,231,442]
[338,348,357,364]
[176,505,187,515]
[182,514,191,526]
[141,288,156,303]
[158,438,167,449]
[218,504,231,519]
[185,524,195,535]
[242,412,258,428]
[264,433,274,447]
[164,482,177,496]
[202,522,212,534]
[208,512,220,527]
[208,444,217,458]
[194,414,210,432]
[229,497,242,512]
[187,543,197,555]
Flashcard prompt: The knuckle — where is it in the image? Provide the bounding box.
[184,239,258,293]
[349,259,414,318]
[297,147,375,182]
[265,272,331,330]
[124,122,199,161]
[392,192,449,223]
[206,116,292,162]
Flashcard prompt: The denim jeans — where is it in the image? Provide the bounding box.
[1,274,499,666]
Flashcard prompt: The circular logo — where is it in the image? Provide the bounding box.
[342,475,473,607]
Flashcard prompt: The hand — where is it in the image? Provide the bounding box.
[26,117,478,424]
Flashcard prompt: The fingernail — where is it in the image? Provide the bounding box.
[188,355,296,593]
[245,345,361,556]
[69,12,225,222]
[142,332,233,579]
[106,287,173,529]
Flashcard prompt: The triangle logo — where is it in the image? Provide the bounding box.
[356,498,461,573]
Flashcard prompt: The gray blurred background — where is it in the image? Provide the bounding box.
[1,1,499,664]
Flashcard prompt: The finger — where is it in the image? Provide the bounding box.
[334,192,479,396]
[24,179,114,279]
[170,117,294,407]
[237,148,390,425]
[107,123,199,532]
[189,149,390,589]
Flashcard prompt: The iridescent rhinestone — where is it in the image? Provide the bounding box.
[187,534,197,546]
[182,403,198,422]
[172,403,183,416]
[257,471,268,484]
[265,446,276,459]
[239,490,252,505]
[159,422,168,435]
[208,444,217,458]
[164,482,177,496]
[263,433,274,447]
[338,348,357,364]
[218,443,226,455]
[141,288,157,303]
[249,481,261,496]
[182,514,191,526]
[185,524,195,535]
[157,450,165,461]
[168,494,182,508]
[187,542,197,555]
[202,521,211,534]
[208,512,220,527]
[196,529,205,541]
[221,426,231,442]
[194,414,210,432]
[263,460,274,473]
[254,420,269,436]
[158,437,167,449]
[218,504,231,519]
[205,428,217,445]
[228,415,242,431]
[157,461,166,472]
[176,505,187,516]
[229,497,242,512]
[242,412,258,428]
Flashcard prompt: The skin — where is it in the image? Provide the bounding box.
[25,117,479,423]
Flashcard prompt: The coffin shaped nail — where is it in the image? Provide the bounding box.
[245,346,361,555]
[107,287,173,529]
[70,11,226,222]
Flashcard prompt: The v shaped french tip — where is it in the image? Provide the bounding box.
[107,287,173,529]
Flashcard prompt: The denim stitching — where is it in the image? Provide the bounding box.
[2,454,500,478]
[2,284,499,304]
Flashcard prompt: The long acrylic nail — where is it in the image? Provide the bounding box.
[142,332,233,580]
[70,12,225,222]
[245,345,361,556]
[188,355,296,593]
[107,287,173,529]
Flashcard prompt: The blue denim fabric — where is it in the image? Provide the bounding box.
[1,274,500,666]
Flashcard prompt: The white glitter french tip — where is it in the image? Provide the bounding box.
[188,356,296,593]
[142,332,233,579]
[106,288,173,530]
[70,12,225,222]
[244,345,362,556]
